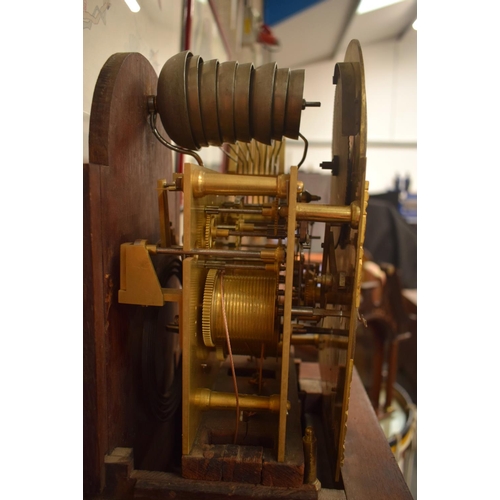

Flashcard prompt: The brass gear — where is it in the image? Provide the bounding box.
[304,280,318,307]
[195,216,206,248]
[201,269,218,347]
[204,214,213,248]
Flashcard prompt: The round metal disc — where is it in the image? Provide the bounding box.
[251,62,277,145]
[271,68,290,140]
[156,50,198,151]
[186,55,208,148]
[199,59,222,146]
[234,62,254,143]
[331,39,367,207]
[326,38,368,482]
[217,61,238,144]
[283,69,305,140]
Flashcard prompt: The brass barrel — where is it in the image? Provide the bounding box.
[280,202,360,226]
[191,169,290,199]
[193,389,289,413]
[202,269,278,352]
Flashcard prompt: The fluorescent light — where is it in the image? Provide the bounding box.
[124,0,140,13]
[412,19,417,30]
[357,0,405,15]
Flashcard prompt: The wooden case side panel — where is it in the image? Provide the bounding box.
[342,369,413,500]
[83,162,108,496]
[85,52,177,494]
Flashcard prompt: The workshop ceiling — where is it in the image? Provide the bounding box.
[265,0,417,67]
[138,0,417,67]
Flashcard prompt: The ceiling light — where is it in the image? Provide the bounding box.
[124,0,140,13]
[356,0,405,15]
[412,19,417,30]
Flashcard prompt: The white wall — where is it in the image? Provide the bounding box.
[83,0,183,163]
[284,28,417,194]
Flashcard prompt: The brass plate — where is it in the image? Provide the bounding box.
[318,39,368,482]
[234,62,254,143]
[217,61,238,144]
[182,256,219,454]
[278,165,299,461]
[182,162,222,454]
[272,68,290,140]
[252,62,277,145]
[187,55,208,148]
[199,59,223,146]
[156,50,198,151]
[283,69,305,140]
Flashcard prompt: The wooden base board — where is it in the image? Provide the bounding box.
[102,447,319,500]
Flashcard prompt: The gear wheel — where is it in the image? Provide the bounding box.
[204,214,215,248]
[304,280,318,307]
[202,269,218,347]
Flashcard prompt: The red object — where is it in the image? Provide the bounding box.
[257,24,280,46]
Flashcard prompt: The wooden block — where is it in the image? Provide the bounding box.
[221,444,239,482]
[182,444,226,481]
[237,446,264,484]
[222,444,263,484]
[103,447,136,498]
[261,448,304,488]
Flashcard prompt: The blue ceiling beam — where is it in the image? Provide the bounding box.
[263,0,327,26]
